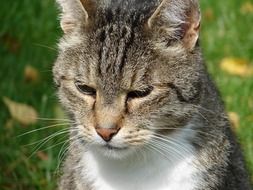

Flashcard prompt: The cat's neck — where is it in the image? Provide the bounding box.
[79,126,201,190]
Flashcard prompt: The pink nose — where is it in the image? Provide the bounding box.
[95,127,120,142]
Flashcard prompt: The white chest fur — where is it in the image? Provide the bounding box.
[79,138,200,190]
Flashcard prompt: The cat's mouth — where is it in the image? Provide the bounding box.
[102,144,128,151]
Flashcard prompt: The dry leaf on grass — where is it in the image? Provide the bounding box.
[37,151,49,161]
[24,65,39,82]
[220,58,253,77]
[203,8,214,21]
[1,33,21,53]
[228,112,240,130]
[241,1,253,14]
[3,97,38,126]
[4,119,14,129]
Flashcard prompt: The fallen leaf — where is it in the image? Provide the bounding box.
[37,151,49,161]
[228,112,240,130]
[0,33,21,53]
[220,58,253,77]
[24,65,39,82]
[4,119,14,129]
[3,97,38,126]
[203,8,214,21]
[241,1,253,14]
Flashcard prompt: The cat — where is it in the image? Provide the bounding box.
[53,0,251,189]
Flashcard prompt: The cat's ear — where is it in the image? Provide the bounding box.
[56,0,95,33]
[147,0,201,51]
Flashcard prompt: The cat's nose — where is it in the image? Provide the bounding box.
[95,126,120,142]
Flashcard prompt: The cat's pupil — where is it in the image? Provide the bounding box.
[127,86,153,100]
[75,83,96,96]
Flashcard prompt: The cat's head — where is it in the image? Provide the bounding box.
[54,0,202,159]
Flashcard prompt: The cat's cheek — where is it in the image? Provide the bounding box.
[83,96,96,111]
[126,99,147,113]
[62,80,96,109]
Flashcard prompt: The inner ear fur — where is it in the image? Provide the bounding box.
[57,0,94,33]
[148,0,201,51]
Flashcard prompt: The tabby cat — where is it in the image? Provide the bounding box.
[53,0,251,189]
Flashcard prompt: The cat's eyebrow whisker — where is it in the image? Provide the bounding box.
[16,123,72,138]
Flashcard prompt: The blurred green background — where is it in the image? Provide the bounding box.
[0,0,252,189]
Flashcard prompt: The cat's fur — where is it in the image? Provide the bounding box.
[53,0,251,189]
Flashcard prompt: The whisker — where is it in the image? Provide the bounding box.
[145,126,217,139]
[23,128,71,147]
[150,137,188,158]
[191,105,216,115]
[27,128,79,159]
[17,123,71,138]
[39,135,69,152]
[145,142,172,161]
[33,43,57,51]
[57,135,80,165]
[153,134,193,154]
[56,135,88,174]
[149,140,182,160]
[150,138,188,160]
[36,117,73,122]
[56,141,71,174]
[28,131,70,159]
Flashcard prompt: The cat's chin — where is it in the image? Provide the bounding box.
[91,144,136,160]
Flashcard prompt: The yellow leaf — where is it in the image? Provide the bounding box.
[3,97,38,126]
[228,112,240,130]
[241,1,253,14]
[220,58,253,77]
[24,65,39,82]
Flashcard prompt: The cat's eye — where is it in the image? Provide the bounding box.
[75,82,96,96]
[127,86,153,100]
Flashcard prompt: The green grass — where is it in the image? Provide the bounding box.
[0,0,252,189]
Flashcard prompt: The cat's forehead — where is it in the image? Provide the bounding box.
[93,32,151,98]
[81,16,154,92]
[93,0,158,24]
